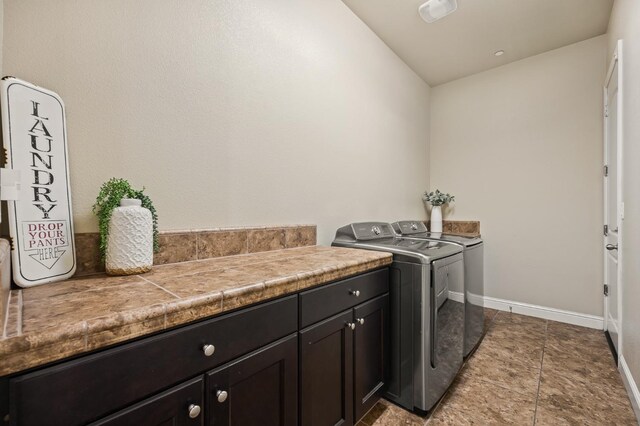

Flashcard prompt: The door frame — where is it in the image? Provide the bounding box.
[603,39,624,359]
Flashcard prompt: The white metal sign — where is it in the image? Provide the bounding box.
[1,77,76,287]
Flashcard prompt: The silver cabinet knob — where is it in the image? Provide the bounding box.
[216,390,228,403]
[346,322,356,330]
[202,344,216,357]
[356,318,365,325]
[188,404,201,419]
[350,290,360,297]
[606,244,618,251]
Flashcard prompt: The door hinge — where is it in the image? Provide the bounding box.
[604,284,609,296]
[605,107,609,118]
[604,224,609,236]
[604,165,609,177]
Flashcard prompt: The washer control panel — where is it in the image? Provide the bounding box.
[350,222,395,240]
[394,221,428,235]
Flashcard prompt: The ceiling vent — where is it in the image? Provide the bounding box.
[418,0,458,23]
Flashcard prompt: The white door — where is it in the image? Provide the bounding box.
[604,40,623,356]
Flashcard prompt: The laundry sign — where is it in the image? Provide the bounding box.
[1,77,76,287]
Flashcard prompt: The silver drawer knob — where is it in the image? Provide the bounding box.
[350,290,360,297]
[356,318,365,325]
[346,322,356,330]
[188,404,201,419]
[203,344,216,357]
[217,390,228,403]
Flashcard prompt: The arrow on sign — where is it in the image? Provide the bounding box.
[29,249,66,270]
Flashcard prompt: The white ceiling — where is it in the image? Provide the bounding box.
[342,0,614,86]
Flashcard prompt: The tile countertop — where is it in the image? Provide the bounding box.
[0,246,392,377]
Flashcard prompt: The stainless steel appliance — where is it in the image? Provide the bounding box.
[332,222,464,412]
[392,220,484,357]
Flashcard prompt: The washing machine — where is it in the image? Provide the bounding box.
[332,222,464,412]
[392,220,484,356]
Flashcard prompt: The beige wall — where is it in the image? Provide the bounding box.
[2,0,430,245]
[430,36,606,316]
[607,0,640,414]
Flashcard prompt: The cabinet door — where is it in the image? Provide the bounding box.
[91,377,203,426]
[300,310,354,426]
[206,334,298,426]
[354,294,389,422]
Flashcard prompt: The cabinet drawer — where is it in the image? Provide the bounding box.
[299,269,388,328]
[91,377,204,426]
[10,296,297,426]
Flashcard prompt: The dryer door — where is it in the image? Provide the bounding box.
[424,254,464,410]
[464,243,484,356]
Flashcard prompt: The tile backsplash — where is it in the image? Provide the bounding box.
[425,220,481,236]
[75,225,317,277]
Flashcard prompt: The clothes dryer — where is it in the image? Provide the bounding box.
[333,222,464,412]
[392,220,484,356]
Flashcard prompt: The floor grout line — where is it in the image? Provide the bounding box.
[532,319,548,425]
[462,310,545,399]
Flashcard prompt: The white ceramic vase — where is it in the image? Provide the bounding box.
[431,205,443,233]
[106,198,153,275]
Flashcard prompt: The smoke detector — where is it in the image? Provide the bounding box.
[418,0,458,23]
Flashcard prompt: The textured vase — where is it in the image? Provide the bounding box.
[431,205,443,233]
[106,198,153,275]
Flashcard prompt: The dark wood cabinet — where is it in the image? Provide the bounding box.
[206,334,298,426]
[354,295,389,421]
[4,268,390,426]
[300,310,354,426]
[300,293,389,425]
[9,296,297,426]
[91,377,204,426]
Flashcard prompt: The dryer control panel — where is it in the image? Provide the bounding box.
[350,222,396,240]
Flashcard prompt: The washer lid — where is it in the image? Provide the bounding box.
[392,220,482,247]
[333,222,463,264]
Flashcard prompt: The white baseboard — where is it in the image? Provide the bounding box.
[620,355,640,423]
[483,295,604,329]
[447,291,603,330]
[448,290,465,303]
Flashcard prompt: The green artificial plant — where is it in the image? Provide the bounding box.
[92,178,159,260]
[423,189,455,207]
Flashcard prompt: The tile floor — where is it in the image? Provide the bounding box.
[359,309,637,425]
